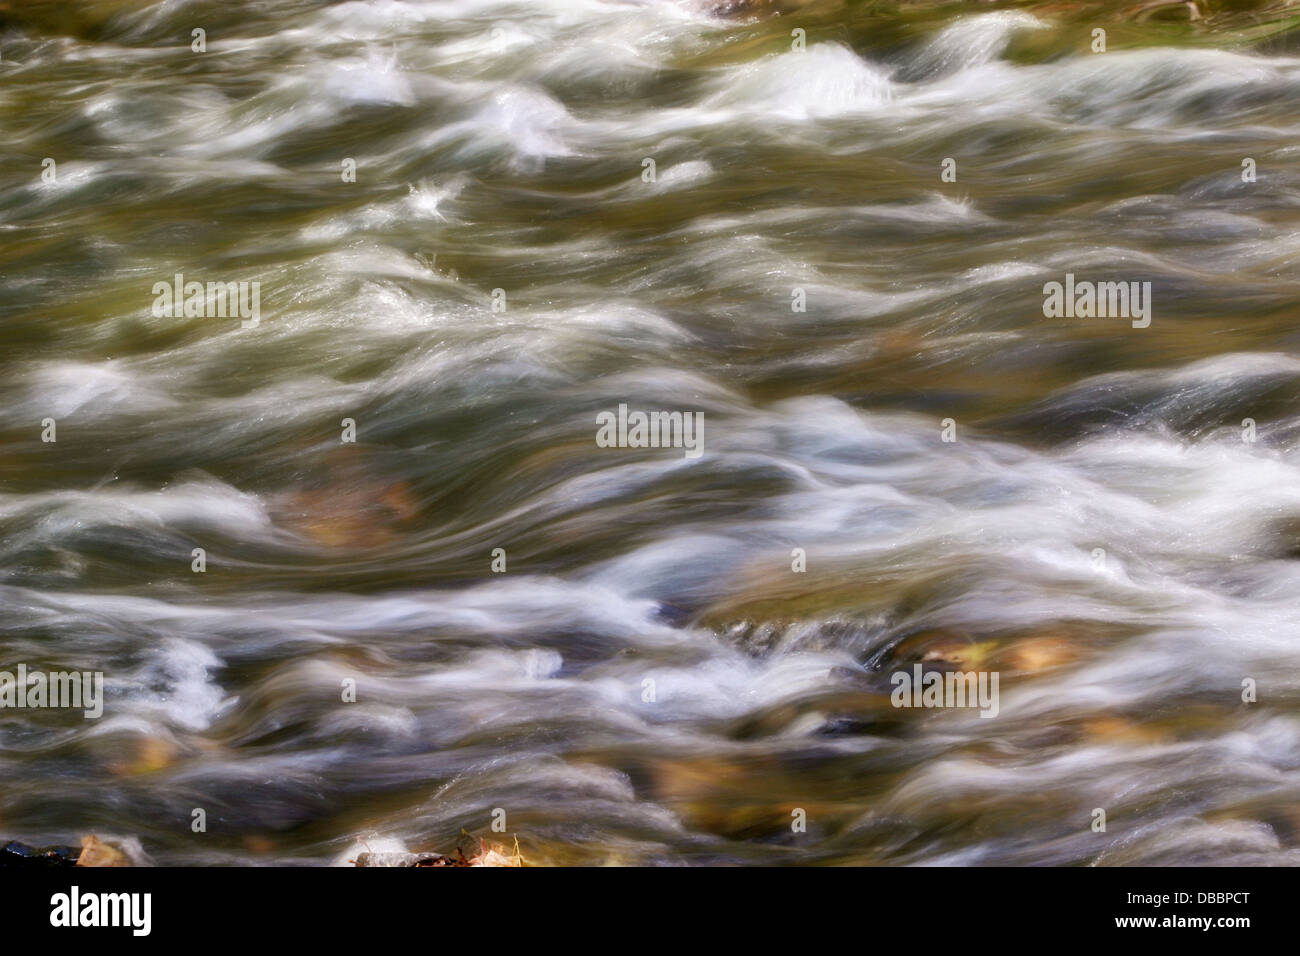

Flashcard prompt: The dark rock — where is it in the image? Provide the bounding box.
[1,840,81,868]
[354,850,465,867]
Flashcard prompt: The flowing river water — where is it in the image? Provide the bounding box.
[2,0,1300,866]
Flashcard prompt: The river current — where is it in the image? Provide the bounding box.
[2,0,1300,865]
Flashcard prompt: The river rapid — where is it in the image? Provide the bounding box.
[2,0,1300,865]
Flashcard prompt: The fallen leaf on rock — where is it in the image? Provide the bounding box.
[76,835,127,867]
[466,838,523,867]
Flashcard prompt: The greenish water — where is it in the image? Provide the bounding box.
[2,0,1300,865]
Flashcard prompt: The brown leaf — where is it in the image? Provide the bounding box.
[76,835,128,868]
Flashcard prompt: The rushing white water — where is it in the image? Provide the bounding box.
[2,0,1300,865]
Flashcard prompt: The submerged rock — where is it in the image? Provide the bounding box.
[280,445,421,551]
